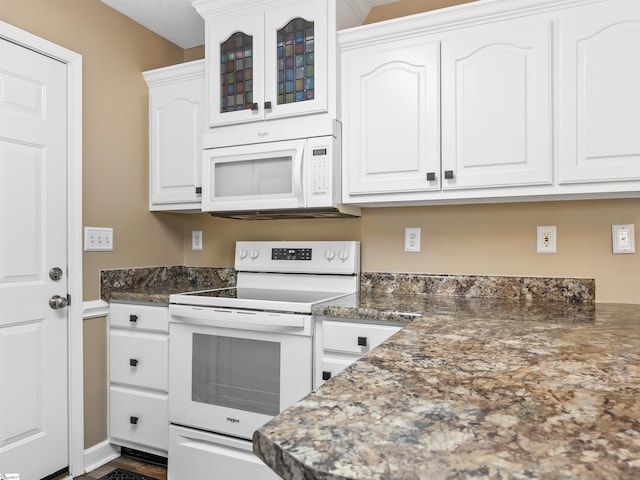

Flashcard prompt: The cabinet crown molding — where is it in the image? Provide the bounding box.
[143,59,204,87]
[339,0,604,47]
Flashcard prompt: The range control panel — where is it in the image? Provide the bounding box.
[272,248,313,261]
[235,241,360,275]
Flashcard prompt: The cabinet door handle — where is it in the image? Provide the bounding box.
[426,172,436,181]
[264,101,272,110]
[251,102,259,112]
[357,336,368,347]
[444,170,454,179]
[129,314,138,323]
[195,186,202,194]
[129,358,139,367]
[130,416,139,425]
[322,371,331,381]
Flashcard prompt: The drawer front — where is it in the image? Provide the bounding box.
[110,304,169,332]
[110,386,168,451]
[320,357,353,384]
[323,321,401,355]
[110,330,168,390]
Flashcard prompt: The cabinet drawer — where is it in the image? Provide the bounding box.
[323,321,401,355]
[110,304,168,332]
[110,386,168,451]
[320,357,353,383]
[110,330,168,390]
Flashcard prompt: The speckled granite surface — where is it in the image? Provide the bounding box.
[361,273,595,303]
[101,266,236,304]
[254,296,640,480]
[101,269,594,306]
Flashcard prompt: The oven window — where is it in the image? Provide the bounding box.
[214,156,293,197]
[191,333,281,416]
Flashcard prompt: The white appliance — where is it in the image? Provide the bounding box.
[168,240,360,479]
[201,133,361,219]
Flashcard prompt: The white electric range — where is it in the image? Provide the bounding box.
[167,241,360,479]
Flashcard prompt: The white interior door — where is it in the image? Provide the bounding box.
[0,37,69,479]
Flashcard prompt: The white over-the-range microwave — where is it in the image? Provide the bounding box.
[201,129,360,219]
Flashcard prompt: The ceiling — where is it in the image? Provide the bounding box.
[99,0,399,49]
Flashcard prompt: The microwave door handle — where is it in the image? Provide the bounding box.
[293,147,304,206]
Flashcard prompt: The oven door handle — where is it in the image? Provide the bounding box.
[170,304,305,329]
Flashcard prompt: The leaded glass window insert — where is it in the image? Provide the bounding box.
[277,18,314,105]
[220,32,254,113]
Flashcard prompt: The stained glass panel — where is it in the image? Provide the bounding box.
[276,18,314,105]
[220,32,254,113]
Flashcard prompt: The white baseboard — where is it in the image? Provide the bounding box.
[83,440,120,474]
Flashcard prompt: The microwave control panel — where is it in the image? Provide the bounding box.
[311,147,330,196]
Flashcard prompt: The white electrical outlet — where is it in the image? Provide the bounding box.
[192,230,203,251]
[404,227,421,253]
[536,226,556,254]
[84,227,113,252]
[612,224,635,254]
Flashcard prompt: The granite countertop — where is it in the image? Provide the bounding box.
[254,293,640,480]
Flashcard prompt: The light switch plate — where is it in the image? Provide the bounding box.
[84,227,113,251]
[612,224,635,254]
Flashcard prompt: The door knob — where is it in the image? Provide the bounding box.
[49,295,68,309]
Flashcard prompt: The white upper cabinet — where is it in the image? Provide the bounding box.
[143,60,204,212]
[340,0,640,206]
[194,0,331,128]
[342,37,440,197]
[558,0,640,184]
[441,18,552,190]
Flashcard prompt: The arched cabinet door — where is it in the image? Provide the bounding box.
[144,60,204,211]
[200,0,330,128]
[441,17,552,191]
[342,37,440,199]
[558,0,640,184]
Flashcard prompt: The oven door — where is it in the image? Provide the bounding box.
[202,139,305,212]
[169,310,313,440]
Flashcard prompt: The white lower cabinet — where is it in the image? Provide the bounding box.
[110,386,169,452]
[108,303,169,457]
[169,425,280,480]
[316,318,402,386]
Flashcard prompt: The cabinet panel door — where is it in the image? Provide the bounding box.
[441,18,551,189]
[343,38,440,196]
[263,0,329,120]
[149,74,203,207]
[558,0,640,184]
[207,13,264,127]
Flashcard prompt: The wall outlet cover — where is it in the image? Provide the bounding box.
[404,227,421,253]
[536,226,556,254]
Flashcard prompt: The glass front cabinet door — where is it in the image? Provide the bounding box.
[201,0,329,127]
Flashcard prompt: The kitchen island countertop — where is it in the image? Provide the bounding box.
[253,293,640,479]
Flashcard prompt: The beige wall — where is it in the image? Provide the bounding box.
[2,0,638,454]
[193,198,640,305]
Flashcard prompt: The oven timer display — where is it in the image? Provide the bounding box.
[272,248,312,260]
